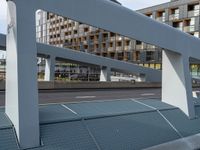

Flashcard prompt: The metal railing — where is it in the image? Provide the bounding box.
[116,46,122,51]
[124,46,132,51]
[146,45,156,49]
[135,45,143,50]
[169,14,179,21]
[156,17,165,22]
[183,26,195,32]
[175,27,183,31]
[108,47,114,51]
[188,10,200,17]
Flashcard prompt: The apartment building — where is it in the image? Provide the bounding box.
[139,0,200,75]
[36,0,200,77]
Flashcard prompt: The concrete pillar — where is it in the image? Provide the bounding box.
[162,50,195,119]
[6,1,40,149]
[100,66,111,82]
[44,56,55,81]
[137,74,146,82]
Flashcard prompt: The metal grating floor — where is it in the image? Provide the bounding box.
[195,105,200,117]
[194,99,200,106]
[39,104,81,124]
[65,99,154,119]
[137,99,177,110]
[0,128,19,150]
[85,111,180,150]
[0,107,4,112]
[32,121,98,150]
[1,99,200,150]
[0,112,12,129]
[160,108,200,137]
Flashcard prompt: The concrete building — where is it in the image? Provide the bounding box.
[139,0,200,75]
[36,0,200,76]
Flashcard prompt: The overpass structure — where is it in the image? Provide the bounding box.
[0,34,6,50]
[3,0,200,149]
[0,33,160,82]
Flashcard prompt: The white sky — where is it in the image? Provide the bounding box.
[0,0,169,34]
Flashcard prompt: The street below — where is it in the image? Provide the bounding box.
[0,88,162,106]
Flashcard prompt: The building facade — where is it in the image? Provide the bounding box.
[36,0,200,78]
[138,0,200,75]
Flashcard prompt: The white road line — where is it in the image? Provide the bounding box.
[140,93,155,96]
[75,96,96,99]
[61,104,78,115]
[39,98,132,106]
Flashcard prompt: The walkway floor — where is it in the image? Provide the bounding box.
[0,98,200,150]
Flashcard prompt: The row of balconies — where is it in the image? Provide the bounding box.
[169,10,199,21]
[169,13,179,21]
[156,17,165,22]
[188,10,200,17]
[175,25,195,32]
[135,44,156,50]
[183,26,195,32]
[150,10,199,23]
[66,38,157,51]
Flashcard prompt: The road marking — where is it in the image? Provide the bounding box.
[61,104,78,115]
[39,98,132,106]
[39,97,161,106]
[140,93,155,96]
[75,96,96,99]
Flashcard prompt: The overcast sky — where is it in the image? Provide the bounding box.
[0,0,169,34]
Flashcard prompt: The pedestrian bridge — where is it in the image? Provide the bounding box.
[0,33,161,82]
[4,0,200,148]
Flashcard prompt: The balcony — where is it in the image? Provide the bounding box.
[183,26,195,32]
[73,34,79,38]
[116,46,122,51]
[136,45,143,50]
[124,37,130,40]
[79,32,86,37]
[108,47,114,52]
[175,27,183,31]
[188,10,199,17]
[124,46,132,51]
[146,45,156,49]
[90,27,97,32]
[68,20,73,23]
[101,47,107,52]
[116,36,122,41]
[102,38,108,42]
[156,17,165,22]
[169,14,179,21]
[110,37,115,41]
[83,41,87,45]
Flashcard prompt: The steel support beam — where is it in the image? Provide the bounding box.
[6,1,40,149]
[162,50,195,118]
[100,66,111,82]
[44,56,55,81]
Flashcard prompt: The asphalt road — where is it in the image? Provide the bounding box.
[0,88,161,106]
